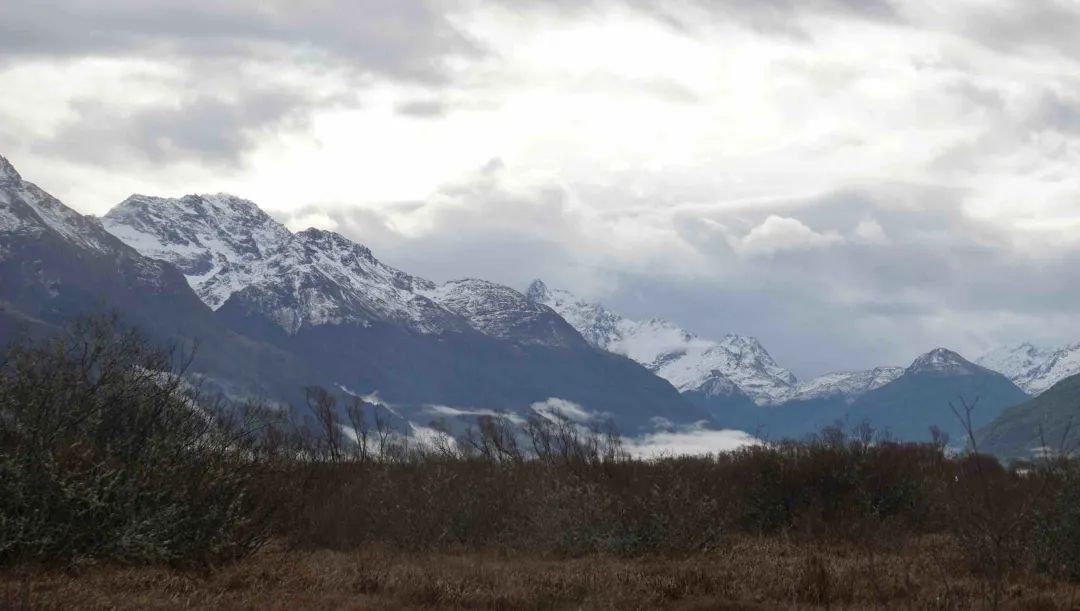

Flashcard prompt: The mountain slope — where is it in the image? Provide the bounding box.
[977,342,1080,396]
[103,191,704,431]
[977,373,1080,461]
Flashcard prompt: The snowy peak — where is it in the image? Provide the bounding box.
[0,155,21,183]
[525,279,552,304]
[978,342,1080,395]
[527,279,797,404]
[717,334,797,386]
[103,193,294,308]
[104,192,460,333]
[907,348,981,376]
[978,343,1052,379]
[527,279,624,348]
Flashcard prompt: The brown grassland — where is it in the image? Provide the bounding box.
[5,536,1080,610]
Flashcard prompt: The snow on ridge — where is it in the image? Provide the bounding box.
[422,278,582,346]
[790,367,905,401]
[103,193,296,309]
[978,342,1080,395]
[0,160,115,254]
[907,348,979,376]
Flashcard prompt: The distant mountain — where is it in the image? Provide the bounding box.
[526,280,796,405]
[747,349,1029,443]
[102,189,703,431]
[845,349,1029,442]
[525,279,915,430]
[977,342,1080,396]
[977,372,1080,461]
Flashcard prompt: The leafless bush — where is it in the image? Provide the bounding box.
[0,315,271,566]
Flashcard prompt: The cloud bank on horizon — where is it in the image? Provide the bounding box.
[2,0,1079,376]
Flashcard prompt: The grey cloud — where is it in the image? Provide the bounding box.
[36,89,314,167]
[0,0,483,83]
[0,1,484,167]
[945,79,1006,114]
[588,0,901,39]
[930,80,1080,174]
[395,98,448,118]
[957,0,1080,61]
[1030,90,1080,133]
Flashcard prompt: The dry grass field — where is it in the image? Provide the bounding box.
[5,536,1080,610]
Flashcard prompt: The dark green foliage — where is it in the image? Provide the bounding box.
[0,316,268,566]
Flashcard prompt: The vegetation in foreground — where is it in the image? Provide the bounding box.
[4,317,1080,609]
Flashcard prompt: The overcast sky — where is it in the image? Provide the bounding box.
[3,0,1080,377]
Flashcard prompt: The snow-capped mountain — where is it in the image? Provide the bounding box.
[104,195,606,349]
[906,347,988,377]
[103,194,466,335]
[977,342,1080,396]
[526,279,797,404]
[102,194,294,309]
[0,155,320,402]
[836,347,1029,442]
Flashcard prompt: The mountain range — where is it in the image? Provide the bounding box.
[1,153,1075,455]
[527,280,909,406]
[524,280,1031,443]
[0,156,700,433]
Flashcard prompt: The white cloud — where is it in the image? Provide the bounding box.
[530,397,595,423]
[854,218,889,244]
[424,404,526,425]
[625,424,760,458]
[733,215,844,257]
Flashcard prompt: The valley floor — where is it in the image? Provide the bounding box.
[4,537,1080,610]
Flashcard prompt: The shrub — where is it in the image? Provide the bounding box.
[0,316,268,566]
